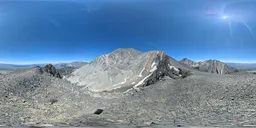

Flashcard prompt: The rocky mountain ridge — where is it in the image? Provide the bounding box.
[67,48,189,92]
[180,58,238,74]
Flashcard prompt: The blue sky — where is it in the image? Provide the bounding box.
[0,0,256,64]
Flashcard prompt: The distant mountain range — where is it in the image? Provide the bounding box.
[0,64,45,71]
[225,63,256,70]
[180,58,238,74]
[0,61,88,71]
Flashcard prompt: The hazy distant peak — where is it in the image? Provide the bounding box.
[180,58,237,74]
[54,61,88,69]
[110,48,142,55]
[180,58,194,62]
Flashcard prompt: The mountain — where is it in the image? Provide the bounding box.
[54,62,88,76]
[180,58,238,74]
[179,58,199,68]
[54,61,88,69]
[67,48,190,92]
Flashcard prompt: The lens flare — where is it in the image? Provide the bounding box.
[221,1,255,42]
[241,22,255,41]
[222,16,228,19]
[229,22,233,38]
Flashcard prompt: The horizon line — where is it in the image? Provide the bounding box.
[0,60,90,65]
[1,59,256,65]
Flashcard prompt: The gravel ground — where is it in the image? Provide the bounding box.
[1,69,256,127]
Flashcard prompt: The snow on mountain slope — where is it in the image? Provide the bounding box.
[67,48,187,92]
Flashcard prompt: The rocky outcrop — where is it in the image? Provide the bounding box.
[31,64,62,78]
[67,48,189,92]
[144,54,181,87]
[43,64,62,78]
[180,58,238,74]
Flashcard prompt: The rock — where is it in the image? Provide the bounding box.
[43,64,62,79]
[94,109,104,115]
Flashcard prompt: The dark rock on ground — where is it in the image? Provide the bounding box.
[94,109,104,115]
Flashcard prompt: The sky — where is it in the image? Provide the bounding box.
[0,0,256,64]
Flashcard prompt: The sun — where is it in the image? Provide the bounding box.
[222,16,229,20]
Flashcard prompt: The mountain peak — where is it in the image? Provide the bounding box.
[68,49,186,92]
[181,58,193,61]
[110,48,142,55]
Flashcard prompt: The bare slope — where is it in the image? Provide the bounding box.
[67,48,188,92]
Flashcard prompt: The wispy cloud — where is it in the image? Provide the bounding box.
[48,17,61,29]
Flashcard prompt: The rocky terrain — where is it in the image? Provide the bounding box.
[180,58,238,74]
[0,49,256,127]
[68,48,189,92]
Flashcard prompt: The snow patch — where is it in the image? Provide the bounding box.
[151,61,156,68]
[123,88,134,93]
[168,64,179,73]
[113,78,127,87]
[132,82,135,84]
[150,65,157,72]
[139,67,145,77]
[124,72,154,93]
[134,72,154,89]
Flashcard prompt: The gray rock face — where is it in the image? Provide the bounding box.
[58,66,76,76]
[180,58,238,74]
[67,48,187,92]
